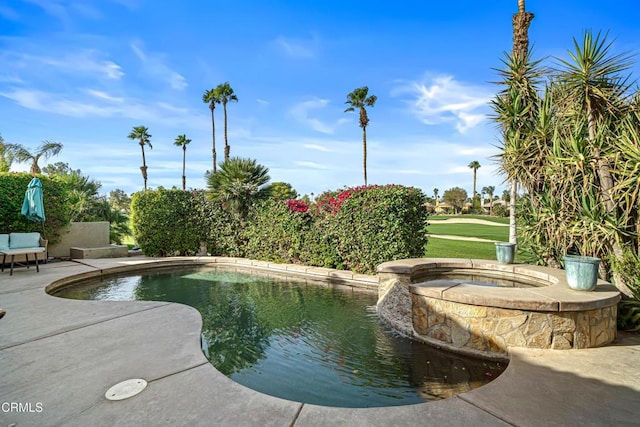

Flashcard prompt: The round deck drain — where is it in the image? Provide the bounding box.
[105,379,147,401]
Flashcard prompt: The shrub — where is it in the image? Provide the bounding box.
[0,172,70,244]
[131,188,245,257]
[201,199,246,257]
[492,203,509,217]
[327,185,428,273]
[297,212,342,269]
[244,199,311,263]
[131,189,213,256]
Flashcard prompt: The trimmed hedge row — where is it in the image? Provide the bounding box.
[131,189,212,256]
[0,172,70,244]
[131,185,429,274]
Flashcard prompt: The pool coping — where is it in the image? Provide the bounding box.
[1,256,639,426]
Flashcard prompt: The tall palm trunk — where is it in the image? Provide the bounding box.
[210,106,217,174]
[362,136,368,185]
[223,101,230,160]
[508,0,534,245]
[182,145,187,190]
[361,107,368,185]
[140,142,148,191]
[472,171,477,205]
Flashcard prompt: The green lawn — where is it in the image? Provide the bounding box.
[429,215,509,224]
[427,223,508,241]
[425,237,525,262]
[425,238,497,259]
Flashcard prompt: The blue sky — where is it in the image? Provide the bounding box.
[2,1,639,199]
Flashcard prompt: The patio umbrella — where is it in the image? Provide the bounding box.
[21,177,46,223]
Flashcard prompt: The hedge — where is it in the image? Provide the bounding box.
[131,188,244,257]
[132,185,429,274]
[132,189,208,256]
[0,172,70,244]
[326,185,428,273]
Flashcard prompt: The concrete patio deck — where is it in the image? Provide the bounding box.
[1,257,639,426]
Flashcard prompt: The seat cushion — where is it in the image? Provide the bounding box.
[0,234,8,250]
[9,232,41,249]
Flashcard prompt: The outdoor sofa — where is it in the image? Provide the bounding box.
[0,232,47,276]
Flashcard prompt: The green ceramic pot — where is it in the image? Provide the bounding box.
[495,242,516,264]
[564,255,601,291]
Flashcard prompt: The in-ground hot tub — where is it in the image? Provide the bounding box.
[376,258,621,360]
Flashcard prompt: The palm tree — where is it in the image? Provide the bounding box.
[345,86,377,185]
[174,134,191,190]
[207,157,270,221]
[0,134,14,172]
[482,186,496,215]
[4,140,63,175]
[202,88,221,173]
[215,82,238,161]
[508,0,534,245]
[468,161,481,207]
[127,126,152,190]
[433,188,439,205]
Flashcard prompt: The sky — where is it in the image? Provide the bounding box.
[2,1,640,200]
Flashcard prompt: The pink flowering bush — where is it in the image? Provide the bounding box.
[285,199,309,213]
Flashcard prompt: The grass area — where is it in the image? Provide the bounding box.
[122,235,136,249]
[427,223,508,241]
[425,238,497,259]
[425,237,525,262]
[429,215,509,224]
[424,215,521,260]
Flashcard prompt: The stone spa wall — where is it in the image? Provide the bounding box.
[377,259,621,360]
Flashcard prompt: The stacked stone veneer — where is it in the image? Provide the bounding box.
[377,258,621,360]
[412,296,616,358]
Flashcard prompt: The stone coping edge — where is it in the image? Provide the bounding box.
[45,256,378,295]
[378,258,621,312]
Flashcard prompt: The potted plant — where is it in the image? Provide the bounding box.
[563,254,601,291]
[495,242,516,264]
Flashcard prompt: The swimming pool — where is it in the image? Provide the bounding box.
[52,266,505,408]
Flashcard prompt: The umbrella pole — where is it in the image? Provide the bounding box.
[41,221,47,264]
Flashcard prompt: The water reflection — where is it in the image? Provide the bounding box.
[54,267,505,408]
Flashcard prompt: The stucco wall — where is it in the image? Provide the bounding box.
[48,222,110,258]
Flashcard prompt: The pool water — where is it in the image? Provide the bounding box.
[54,267,505,408]
[420,273,541,288]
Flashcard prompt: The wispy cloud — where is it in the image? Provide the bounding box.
[0,88,148,118]
[271,35,319,59]
[0,5,20,20]
[294,161,330,169]
[130,41,187,90]
[392,75,493,134]
[1,49,124,80]
[22,0,103,22]
[0,87,204,127]
[84,89,124,103]
[288,98,349,134]
[303,143,331,152]
[24,0,70,24]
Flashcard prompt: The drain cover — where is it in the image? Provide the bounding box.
[105,379,148,401]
